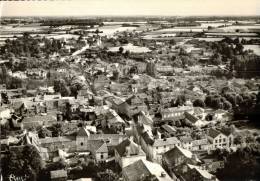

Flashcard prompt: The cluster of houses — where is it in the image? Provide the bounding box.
[1,77,237,181]
[0,22,241,181]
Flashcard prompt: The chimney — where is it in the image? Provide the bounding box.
[161,172,166,177]
[129,136,134,142]
[191,154,198,162]
[125,146,131,157]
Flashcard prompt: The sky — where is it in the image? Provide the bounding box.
[1,0,260,17]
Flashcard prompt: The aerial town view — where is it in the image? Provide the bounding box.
[0,0,260,181]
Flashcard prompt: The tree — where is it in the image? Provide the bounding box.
[169,39,176,45]
[38,127,52,138]
[193,99,205,108]
[216,146,260,180]
[223,101,232,110]
[50,123,65,137]
[64,102,72,121]
[246,135,255,144]
[146,61,157,77]
[210,53,222,65]
[234,135,244,145]
[236,94,244,106]
[236,43,244,54]
[175,95,186,106]
[3,145,43,181]
[118,47,124,54]
[172,58,183,68]
[97,169,119,181]
[111,71,119,81]
[224,93,236,107]
[53,79,71,96]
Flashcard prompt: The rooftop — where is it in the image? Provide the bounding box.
[122,159,173,181]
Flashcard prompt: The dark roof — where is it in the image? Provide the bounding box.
[77,127,90,137]
[125,95,143,106]
[141,131,154,145]
[208,128,221,139]
[115,139,143,157]
[184,112,198,123]
[220,127,232,137]
[161,124,176,134]
[87,140,108,153]
[122,160,150,181]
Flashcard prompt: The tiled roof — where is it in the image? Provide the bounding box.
[50,170,67,179]
[115,138,145,157]
[153,137,180,147]
[22,115,57,123]
[163,146,200,165]
[208,128,221,139]
[220,127,232,137]
[87,140,108,153]
[184,112,199,123]
[141,131,154,145]
[77,127,90,137]
[161,124,176,133]
[187,164,216,180]
[96,142,108,153]
[161,106,193,113]
[179,136,193,143]
[88,134,126,140]
[122,160,150,181]
[39,136,75,144]
[192,139,208,146]
[122,159,173,181]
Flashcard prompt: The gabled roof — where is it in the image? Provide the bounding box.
[125,95,143,105]
[161,124,176,133]
[208,128,221,139]
[187,164,216,180]
[87,140,108,153]
[39,136,75,144]
[122,159,150,181]
[163,146,200,165]
[96,143,108,153]
[153,137,180,147]
[184,112,199,123]
[179,136,193,143]
[193,107,204,115]
[23,115,56,123]
[220,127,233,137]
[122,159,173,181]
[141,131,154,145]
[77,127,90,137]
[115,138,145,157]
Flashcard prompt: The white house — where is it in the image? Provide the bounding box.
[207,128,234,150]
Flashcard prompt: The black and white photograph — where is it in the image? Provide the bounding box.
[0,0,260,181]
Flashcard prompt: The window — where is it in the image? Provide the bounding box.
[215,140,218,143]
[81,142,84,146]
[156,147,158,149]
[164,146,166,148]
[101,154,104,159]
[219,139,221,143]
[223,138,226,142]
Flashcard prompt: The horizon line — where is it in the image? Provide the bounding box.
[2,14,260,18]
